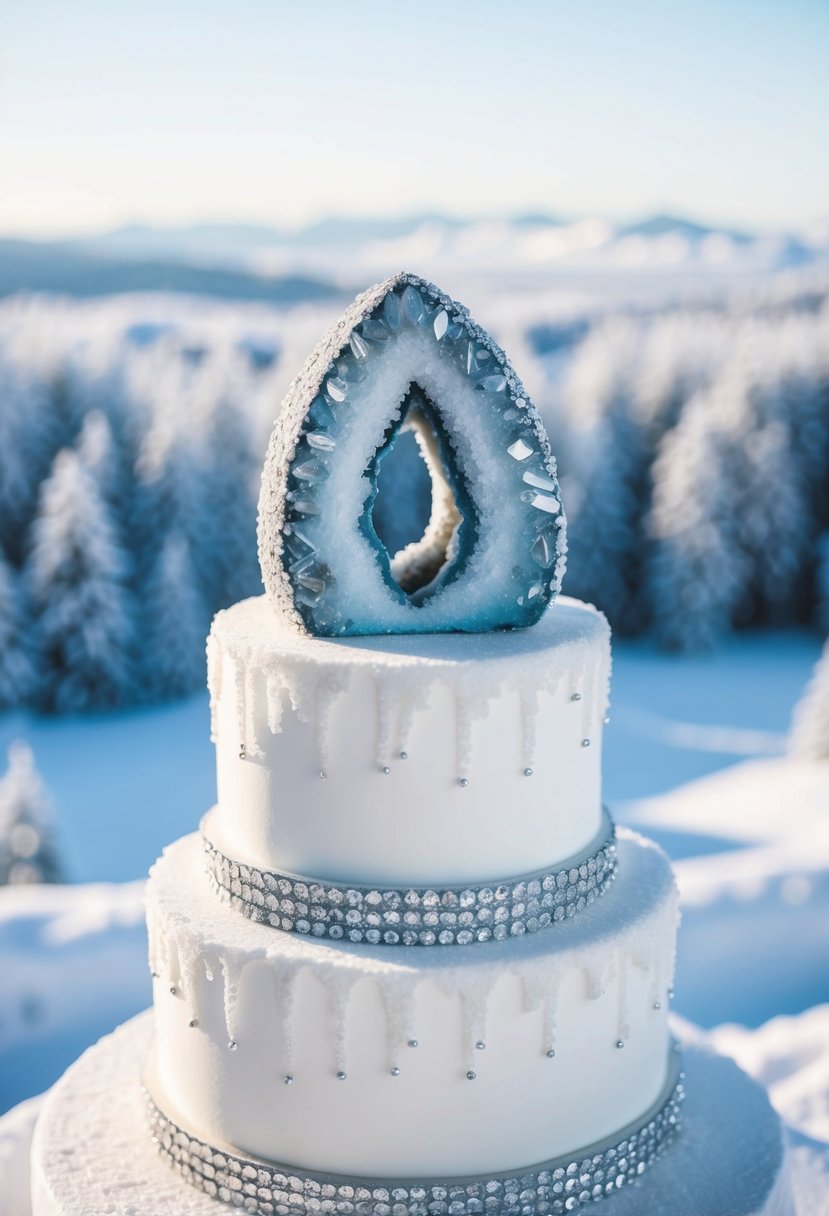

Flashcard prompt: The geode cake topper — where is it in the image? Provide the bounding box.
[258,272,567,637]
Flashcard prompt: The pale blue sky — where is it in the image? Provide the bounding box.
[1,0,827,236]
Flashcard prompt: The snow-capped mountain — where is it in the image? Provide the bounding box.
[1,212,825,301]
[69,212,829,276]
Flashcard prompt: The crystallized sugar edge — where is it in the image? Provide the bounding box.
[207,596,610,774]
[257,271,566,634]
[147,832,677,1074]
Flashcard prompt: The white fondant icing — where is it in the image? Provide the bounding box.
[146,830,677,1176]
[208,595,610,885]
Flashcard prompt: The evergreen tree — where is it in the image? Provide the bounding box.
[196,392,261,611]
[132,391,203,591]
[28,449,134,711]
[0,741,62,885]
[0,355,56,565]
[77,409,124,519]
[562,320,650,633]
[0,550,36,709]
[645,389,749,650]
[144,531,209,699]
[788,637,829,761]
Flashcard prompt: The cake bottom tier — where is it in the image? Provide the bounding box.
[29,1012,794,1216]
[146,831,676,1176]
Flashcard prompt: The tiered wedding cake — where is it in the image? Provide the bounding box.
[29,275,792,1216]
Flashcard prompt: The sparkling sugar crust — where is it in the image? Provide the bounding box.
[207,593,610,772]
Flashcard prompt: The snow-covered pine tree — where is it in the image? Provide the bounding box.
[788,637,829,761]
[645,387,749,650]
[77,409,124,520]
[131,381,203,592]
[0,741,62,885]
[28,448,135,711]
[144,531,209,699]
[0,353,58,566]
[0,550,36,709]
[560,319,650,634]
[195,392,261,612]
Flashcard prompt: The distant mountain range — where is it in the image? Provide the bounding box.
[1,212,825,301]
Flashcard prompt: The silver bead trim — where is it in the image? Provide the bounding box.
[147,1056,683,1215]
[203,809,617,947]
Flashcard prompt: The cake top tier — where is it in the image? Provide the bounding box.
[258,271,566,638]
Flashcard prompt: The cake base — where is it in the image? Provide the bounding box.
[30,1012,792,1216]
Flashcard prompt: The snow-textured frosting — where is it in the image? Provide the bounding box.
[29,1013,794,1216]
[207,595,611,885]
[146,830,678,1176]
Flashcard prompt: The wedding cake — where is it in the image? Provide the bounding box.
[29,275,792,1216]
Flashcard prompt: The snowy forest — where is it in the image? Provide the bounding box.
[0,270,827,714]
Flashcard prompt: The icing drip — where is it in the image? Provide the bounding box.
[374,675,396,770]
[275,970,296,1071]
[209,595,611,783]
[244,669,261,759]
[314,669,350,774]
[221,957,242,1045]
[380,980,418,1066]
[617,947,631,1043]
[207,633,222,744]
[265,670,283,735]
[520,689,539,771]
[460,988,490,1066]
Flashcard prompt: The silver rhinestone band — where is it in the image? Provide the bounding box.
[148,1057,683,1215]
[203,810,616,946]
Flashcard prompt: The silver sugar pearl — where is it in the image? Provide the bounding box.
[604,716,611,725]
[466,1070,477,1080]
[546,1048,556,1058]
[570,692,582,702]
[408,1039,418,1048]
[336,1070,347,1081]
[284,1074,294,1086]
[188,1018,198,1028]
[319,770,327,780]
[653,1001,662,1011]
[228,1040,238,1051]
[615,1039,625,1049]
[523,767,534,777]
[458,777,469,788]
[151,970,159,979]
[668,987,675,1000]
[390,1066,400,1076]
[399,751,408,760]
[169,985,177,995]
[581,738,591,748]
[381,766,391,775]
[475,1041,486,1051]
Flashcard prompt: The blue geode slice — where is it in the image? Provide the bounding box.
[258,272,567,637]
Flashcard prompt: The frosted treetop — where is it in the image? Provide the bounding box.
[258,272,567,637]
